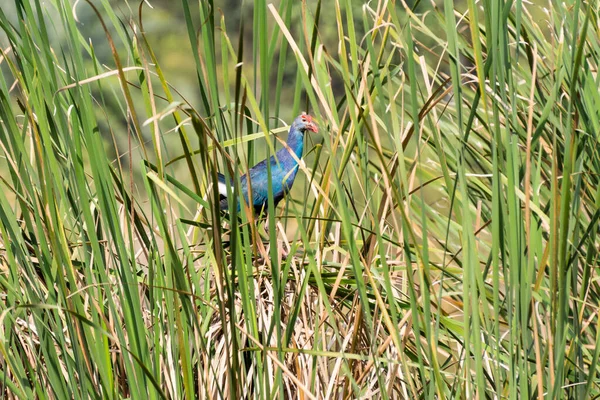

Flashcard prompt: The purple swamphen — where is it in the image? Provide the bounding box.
[217,113,318,214]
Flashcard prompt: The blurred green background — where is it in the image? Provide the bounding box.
[0,0,549,167]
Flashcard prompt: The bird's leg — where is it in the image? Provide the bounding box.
[276,220,291,259]
[278,238,290,260]
[263,213,270,237]
[261,214,290,260]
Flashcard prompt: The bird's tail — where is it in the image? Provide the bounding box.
[216,172,231,210]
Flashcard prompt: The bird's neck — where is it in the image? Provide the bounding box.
[285,126,304,160]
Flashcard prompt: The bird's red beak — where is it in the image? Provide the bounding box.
[306,121,318,133]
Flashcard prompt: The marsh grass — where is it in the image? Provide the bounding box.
[0,0,599,398]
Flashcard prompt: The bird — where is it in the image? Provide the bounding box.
[217,113,318,215]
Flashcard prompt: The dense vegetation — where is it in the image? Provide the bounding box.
[1,0,599,398]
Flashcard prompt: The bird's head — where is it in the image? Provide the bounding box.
[293,112,319,133]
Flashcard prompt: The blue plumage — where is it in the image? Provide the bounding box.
[218,113,318,214]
